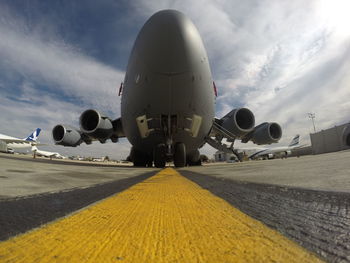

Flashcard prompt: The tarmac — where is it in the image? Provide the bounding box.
[0,151,349,262]
[183,150,350,192]
[0,153,155,198]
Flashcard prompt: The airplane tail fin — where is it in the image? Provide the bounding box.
[288,134,300,147]
[24,128,41,142]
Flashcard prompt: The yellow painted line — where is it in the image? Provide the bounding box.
[0,168,322,262]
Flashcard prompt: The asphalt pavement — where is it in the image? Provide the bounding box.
[1,151,350,262]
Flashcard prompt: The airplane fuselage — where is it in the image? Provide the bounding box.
[121,10,215,161]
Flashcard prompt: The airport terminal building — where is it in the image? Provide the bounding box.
[213,122,350,161]
[213,151,234,162]
[310,122,350,154]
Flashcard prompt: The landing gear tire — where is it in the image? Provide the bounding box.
[130,147,148,167]
[154,144,166,168]
[174,143,186,168]
[187,150,201,166]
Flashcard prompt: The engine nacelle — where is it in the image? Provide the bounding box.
[52,125,82,147]
[220,108,255,137]
[279,150,291,158]
[267,153,274,159]
[250,122,282,145]
[285,150,292,156]
[79,109,113,142]
[342,124,350,147]
[0,140,8,152]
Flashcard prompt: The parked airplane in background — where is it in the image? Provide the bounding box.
[31,146,65,159]
[0,128,41,153]
[52,10,282,167]
[247,135,302,160]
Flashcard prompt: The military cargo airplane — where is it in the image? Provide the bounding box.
[52,10,282,167]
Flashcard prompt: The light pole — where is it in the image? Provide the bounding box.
[308,113,316,133]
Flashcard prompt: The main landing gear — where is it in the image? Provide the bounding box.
[152,143,186,168]
[130,147,152,167]
[154,144,166,168]
[131,142,187,168]
[173,142,186,168]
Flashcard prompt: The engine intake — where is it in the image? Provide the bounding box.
[250,122,282,145]
[220,108,255,137]
[52,125,82,147]
[80,109,113,142]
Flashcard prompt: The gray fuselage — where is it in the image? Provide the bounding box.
[121,10,215,158]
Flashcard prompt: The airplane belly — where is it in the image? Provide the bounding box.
[122,71,214,153]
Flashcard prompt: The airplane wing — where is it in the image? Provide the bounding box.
[0,129,42,145]
[0,138,31,143]
[1,140,46,147]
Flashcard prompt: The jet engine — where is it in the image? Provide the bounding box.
[249,122,282,145]
[79,109,113,143]
[267,153,274,159]
[220,108,255,137]
[52,125,83,147]
[285,150,292,156]
[0,140,8,152]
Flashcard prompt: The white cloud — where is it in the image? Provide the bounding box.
[0,26,124,114]
[0,4,130,159]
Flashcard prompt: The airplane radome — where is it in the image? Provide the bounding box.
[52,10,282,168]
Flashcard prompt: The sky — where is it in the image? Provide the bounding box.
[0,0,350,159]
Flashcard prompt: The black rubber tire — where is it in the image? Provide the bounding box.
[154,144,166,168]
[130,147,148,167]
[187,149,200,165]
[174,143,186,168]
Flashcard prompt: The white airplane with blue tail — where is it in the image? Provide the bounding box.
[0,128,41,153]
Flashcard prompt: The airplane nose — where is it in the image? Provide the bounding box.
[133,10,207,74]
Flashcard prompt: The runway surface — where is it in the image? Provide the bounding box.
[1,151,350,262]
